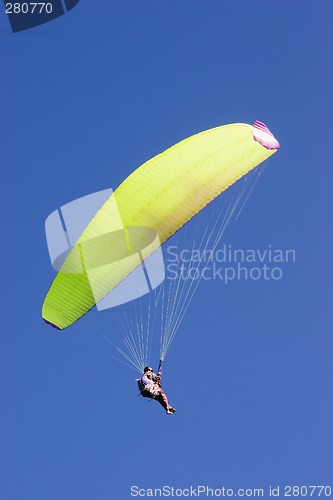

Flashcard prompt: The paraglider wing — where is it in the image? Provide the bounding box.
[42,121,279,330]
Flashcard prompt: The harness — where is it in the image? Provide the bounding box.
[137,377,145,394]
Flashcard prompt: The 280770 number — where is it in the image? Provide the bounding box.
[6,3,53,14]
[284,485,332,497]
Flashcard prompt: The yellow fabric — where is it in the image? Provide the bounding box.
[42,123,278,329]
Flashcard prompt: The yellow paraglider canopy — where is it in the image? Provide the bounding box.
[42,121,279,330]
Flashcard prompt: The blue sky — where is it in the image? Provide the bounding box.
[1,1,332,499]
